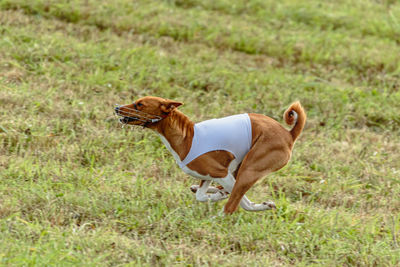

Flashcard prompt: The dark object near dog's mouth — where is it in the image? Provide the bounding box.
[119,116,138,124]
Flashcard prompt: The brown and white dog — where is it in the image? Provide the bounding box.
[115,96,306,214]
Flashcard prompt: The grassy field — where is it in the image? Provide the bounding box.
[1,0,400,265]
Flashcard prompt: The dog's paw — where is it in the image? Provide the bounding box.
[262,201,276,209]
[210,191,228,202]
[190,185,199,193]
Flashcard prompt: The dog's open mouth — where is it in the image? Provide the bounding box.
[119,116,139,124]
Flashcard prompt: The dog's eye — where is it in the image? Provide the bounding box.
[134,102,143,109]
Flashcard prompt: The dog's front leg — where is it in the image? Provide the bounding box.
[195,180,212,202]
[194,180,228,202]
[190,184,227,194]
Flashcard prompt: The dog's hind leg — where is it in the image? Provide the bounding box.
[212,174,267,209]
[239,195,276,211]
[223,146,290,214]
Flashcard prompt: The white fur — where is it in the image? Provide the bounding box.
[195,180,211,202]
[292,110,298,122]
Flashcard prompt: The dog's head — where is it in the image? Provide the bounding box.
[115,96,183,127]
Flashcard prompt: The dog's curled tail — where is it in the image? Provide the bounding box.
[284,101,306,141]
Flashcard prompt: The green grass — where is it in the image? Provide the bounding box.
[0,0,400,265]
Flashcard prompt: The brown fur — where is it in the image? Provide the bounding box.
[117,96,306,214]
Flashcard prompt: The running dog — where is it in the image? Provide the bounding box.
[115,96,306,214]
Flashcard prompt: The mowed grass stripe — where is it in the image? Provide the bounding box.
[1,0,400,76]
[169,0,400,42]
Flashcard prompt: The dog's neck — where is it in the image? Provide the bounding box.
[150,109,194,160]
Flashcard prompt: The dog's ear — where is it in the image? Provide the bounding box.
[160,99,183,113]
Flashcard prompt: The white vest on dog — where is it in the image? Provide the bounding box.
[179,114,252,168]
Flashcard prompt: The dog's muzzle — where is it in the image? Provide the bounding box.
[114,105,163,127]
[115,106,138,124]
